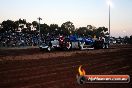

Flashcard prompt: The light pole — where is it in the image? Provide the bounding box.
[38,17,42,46]
[109,2,111,43]
[107,0,112,44]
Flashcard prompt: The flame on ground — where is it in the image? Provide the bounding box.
[78,65,86,76]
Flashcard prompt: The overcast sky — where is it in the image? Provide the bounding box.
[0,0,132,37]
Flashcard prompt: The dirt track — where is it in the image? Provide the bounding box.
[0,45,132,88]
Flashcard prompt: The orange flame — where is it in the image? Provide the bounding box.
[78,65,86,76]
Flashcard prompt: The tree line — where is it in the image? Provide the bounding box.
[0,19,109,38]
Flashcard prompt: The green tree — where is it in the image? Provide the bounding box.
[61,21,75,35]
[49,24,59,35]
[76,26,108,38]
[18,19,27,32]
[40,23,49,36]
[21,22,32,33]
[1,20,14,33]
[130,35,132,44]
[26,22,32,33]
[95,27,108,38]
[32,21,38,30]
[87,25,93,30]
[18,19,26,24]
[13,21,19,32]
[124,36,130,44]
[76,27,87,37]
[0,23,2,32]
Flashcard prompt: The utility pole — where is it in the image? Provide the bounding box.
[38,17,42,46]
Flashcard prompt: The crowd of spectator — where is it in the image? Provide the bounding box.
[0,32,40,47]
